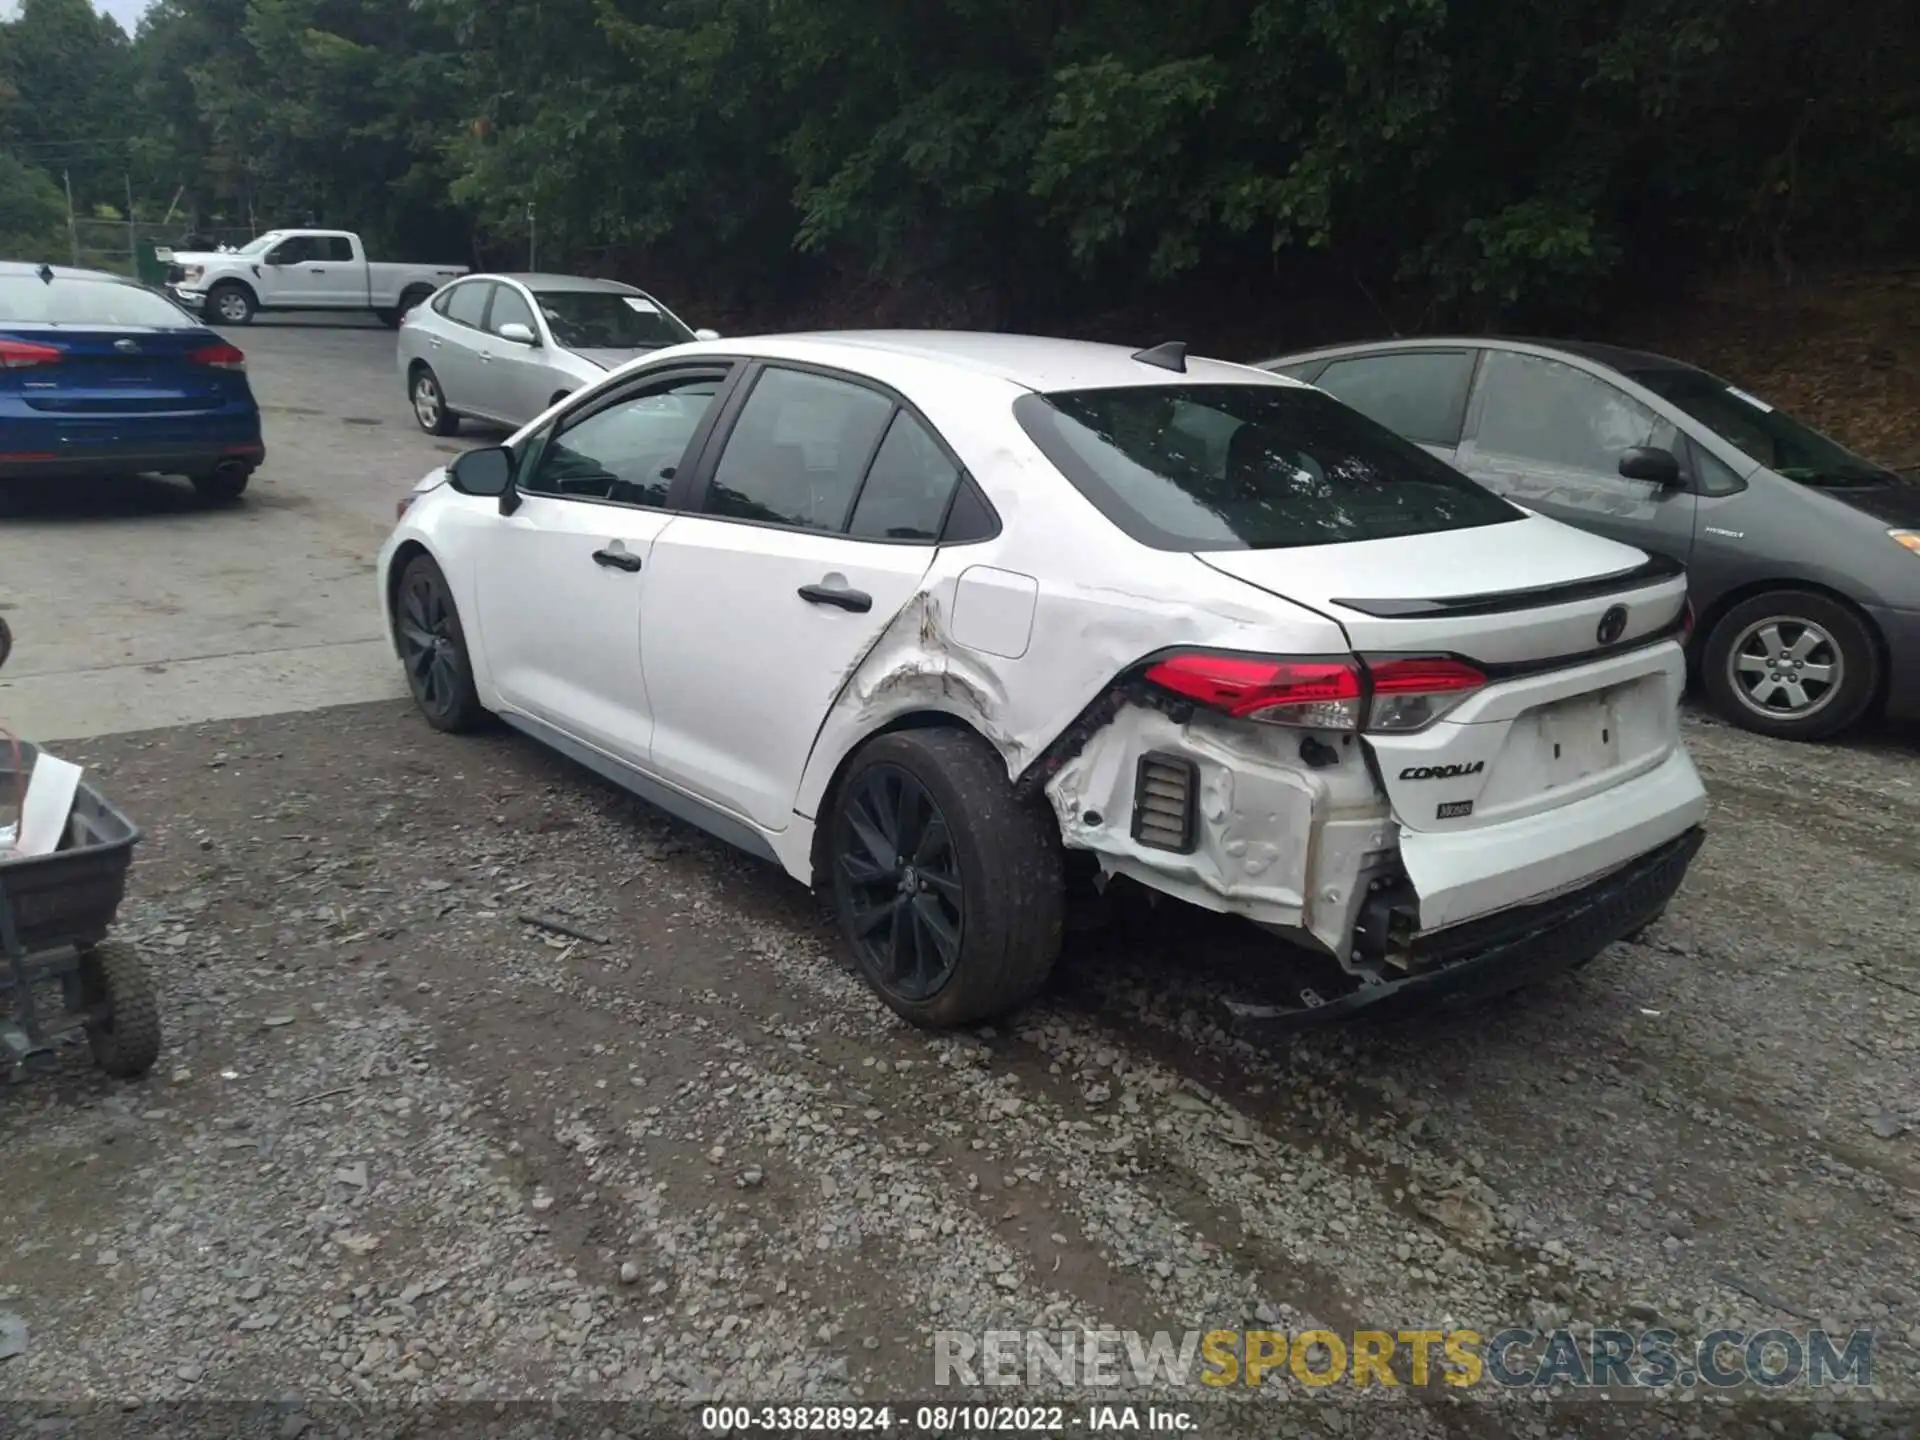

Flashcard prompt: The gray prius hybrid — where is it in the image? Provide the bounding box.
[397,271,719,436]
[1255,337,1920,741]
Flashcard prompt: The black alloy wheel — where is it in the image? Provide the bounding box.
[394,554,484,731]
[833,762,965,1003]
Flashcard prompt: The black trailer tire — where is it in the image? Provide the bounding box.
[825,728,1064,1028]
[393,551,487,732]
[80,940,162,1079]
[1700,590,1879,741]
[207,281,255,326]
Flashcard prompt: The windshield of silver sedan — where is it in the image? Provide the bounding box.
[1630,368,1896,488]
[533,291,695,351]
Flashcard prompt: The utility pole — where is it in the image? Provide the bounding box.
[527,202,537,272]
[124,173,137,273]
[62,169,79,266]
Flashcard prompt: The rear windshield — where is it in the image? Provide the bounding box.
[0,275,197,329]
[533,290,695,351]
[1014,384,1521,551]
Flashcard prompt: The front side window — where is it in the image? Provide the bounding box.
[534,290,695,351]
[267,236,315,265]
[487,285,537,337]
[1313,350,1476,447]
[1629,367,1894,487]
[1474,351,1660,473]
[521,374,723,505]
[1013,383,1521,551]
[441,281,492,330]
[703,367,895,531]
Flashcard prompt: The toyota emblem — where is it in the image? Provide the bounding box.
[1596,605,1629,646]
[113,338,139,352]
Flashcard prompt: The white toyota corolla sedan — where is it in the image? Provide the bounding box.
[376,331,1708,1027]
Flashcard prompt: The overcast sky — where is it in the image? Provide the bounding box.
[0,0,152,31]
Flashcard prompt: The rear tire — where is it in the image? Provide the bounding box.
[825,729,1064,1028]
[1700,590,1879,741]
[80,941,162,1079]
[409,364,458,436]
[393,552,486,732]
[207,282,254,326]
[190,468,250,505]
[391,286,431,326]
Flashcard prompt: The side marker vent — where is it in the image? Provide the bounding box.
[1132,752,1198,853]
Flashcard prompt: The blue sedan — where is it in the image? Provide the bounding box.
[0,261,264,503]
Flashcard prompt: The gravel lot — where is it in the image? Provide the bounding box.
[3,321,1919,1436]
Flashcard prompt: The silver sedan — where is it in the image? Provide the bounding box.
[396,272,719,434]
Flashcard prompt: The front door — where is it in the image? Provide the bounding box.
[256,235,318,306]
[1456,348,1697,565]
[471,366,732,763]
[477,282,558,425]
[641,364,953,832]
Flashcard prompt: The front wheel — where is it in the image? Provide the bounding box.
[409,365,458,436]
[393,552,486,732]
[1700,591,1879,741]
[207,282,254,326]
[826,729,1064,1028]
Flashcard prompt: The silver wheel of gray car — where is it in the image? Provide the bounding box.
[1726,614,1842,722]
[409,366,457,436]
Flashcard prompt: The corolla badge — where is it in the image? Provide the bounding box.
[1596,604,1629,645]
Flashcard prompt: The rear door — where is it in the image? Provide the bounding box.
[639,362,952,831]
[1456,347,1697,564]
[307,234,363,307]
[1307,348,1479,464]
[430,280,497,417]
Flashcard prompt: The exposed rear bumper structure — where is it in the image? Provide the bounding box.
[1224,824,1705,1026]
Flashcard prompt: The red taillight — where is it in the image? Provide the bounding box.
[1364,656,1487,732]
[1143,651,1486,733]
[1143,653,1365,730]
[188,342,246,371]
[0,339,61,370]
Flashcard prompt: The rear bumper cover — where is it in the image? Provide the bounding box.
[0,439,263,481]
[1226,824,1705,1026]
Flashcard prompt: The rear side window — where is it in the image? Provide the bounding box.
[441,281,491,330]
[1014,384,1521,551]
[319,236,355,262]
[846,411,961,540]
[1313,350,1475,446]
[0,276,196,328]
[704,366,894,531]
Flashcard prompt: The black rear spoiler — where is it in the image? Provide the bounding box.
[1330,552,1685,620]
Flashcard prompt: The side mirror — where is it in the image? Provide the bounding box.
[448,446,513,497]
[1619,445,1682,487]
[497,321,538,346]
[693,328,720,342]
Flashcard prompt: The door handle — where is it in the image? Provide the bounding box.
[797,582,872,613]
[592,546,642,573]
[311,268,326,274]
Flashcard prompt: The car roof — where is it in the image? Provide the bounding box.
[704,330,1286,393]
[1259,334,1708,380]
[480,273,644,294]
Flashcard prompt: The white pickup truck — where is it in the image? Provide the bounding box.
[161,229,467,328]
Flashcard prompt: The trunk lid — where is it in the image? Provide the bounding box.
[1195,516,1690,839]
[1,326,238,416]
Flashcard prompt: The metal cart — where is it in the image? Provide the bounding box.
[1,627,160,1078]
